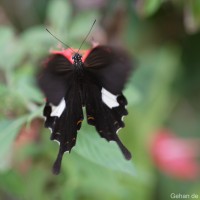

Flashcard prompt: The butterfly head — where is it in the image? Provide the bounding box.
[72,53,83,67]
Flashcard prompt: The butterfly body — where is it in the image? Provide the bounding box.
[38,46,132,174]
[72,53,83,71]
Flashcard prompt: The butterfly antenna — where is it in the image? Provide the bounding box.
[77,19,96,53]
[46,28,75,53]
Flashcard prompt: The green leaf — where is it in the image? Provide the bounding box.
[0,84,7,97]
[68,11,100,44]
[0,26,25,70]
[20,26,52,58]
[73,125,136,176]
[124,85,142,106]
[26,106,44,124]
[15,76,44,104]
[46,0,72,34]
[143,0,162,17]
[0,26,14,48]
[10,62,43,104]
[0,116,27,169]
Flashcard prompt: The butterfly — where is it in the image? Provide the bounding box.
[38,23,133,175]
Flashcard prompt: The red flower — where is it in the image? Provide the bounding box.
[151,129,199,180]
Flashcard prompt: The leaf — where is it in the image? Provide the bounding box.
[124,85,142,106]
[26,106,44,124]
[68,11,100,43]
[73,125,136,176]
[46,0,72,34]
[0,26,25,70]
[15,76,44,104]
[0,84,7,97]
[0,26,14,48]
[0,116,27,169]
[143,0,162,17]
[5,62,43,104]
[20,26,52,58]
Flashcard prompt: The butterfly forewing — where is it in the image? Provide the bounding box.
[84,46,132,95]
[38,54,73,105]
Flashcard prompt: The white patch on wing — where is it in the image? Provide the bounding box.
[48,127,52,133]
[54,139,60,145]
[50,98,66,117]
[101,88,119,108]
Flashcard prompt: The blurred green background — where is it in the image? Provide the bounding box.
[0,0,200,199]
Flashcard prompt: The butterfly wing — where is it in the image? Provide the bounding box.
[38,54,73,105]
[41,80,83,175]
[83,78,131,160]
[83,46,132,159]
[84,45,132,95]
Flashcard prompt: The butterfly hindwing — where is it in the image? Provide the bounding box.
[44,78,83,175]
[83,75,131,160]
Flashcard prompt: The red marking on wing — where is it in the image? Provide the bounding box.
[82,49,92,62]
[50,47,95,63]
[50,49,74,63]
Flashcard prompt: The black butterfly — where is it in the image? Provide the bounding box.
[38,41,132,175]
